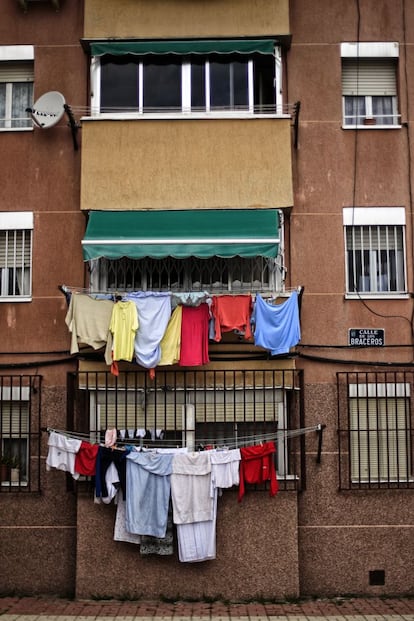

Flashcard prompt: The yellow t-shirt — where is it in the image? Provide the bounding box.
[109,301,139,362]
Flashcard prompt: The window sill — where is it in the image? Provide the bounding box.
[1,480,28,487]
[342,124,402,130]
[0,296,32,303]
[0,127,33,132]
[345,293,409,300]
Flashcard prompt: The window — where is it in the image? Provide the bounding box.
[0,374,42,492]
[341,42,399,127]
[89,255,284,294]
[343,207,406,296]
[72,368,304,491]
[0,46,34,130]
[92,47,281,116]
[0,212,33,301]
[337,371,414,490]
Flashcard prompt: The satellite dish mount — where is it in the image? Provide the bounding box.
[27,90,79,151]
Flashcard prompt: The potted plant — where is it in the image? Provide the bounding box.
[9,456,20,483]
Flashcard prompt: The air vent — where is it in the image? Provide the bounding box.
[18,0,60,11]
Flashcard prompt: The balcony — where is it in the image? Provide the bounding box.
[80,113,294,212]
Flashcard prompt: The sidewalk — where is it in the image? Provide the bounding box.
[1,596,414,620]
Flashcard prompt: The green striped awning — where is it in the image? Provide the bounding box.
[89,39,276,57]
[82,209,280,260]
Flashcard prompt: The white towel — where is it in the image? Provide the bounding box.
[171,452,213,524]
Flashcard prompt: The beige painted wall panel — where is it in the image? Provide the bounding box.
[84,0,289,39]
[81,119,293,210]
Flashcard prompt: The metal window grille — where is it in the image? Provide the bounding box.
[0,374,42,493]
[68,367,305,491]
[91,256,281,293]
[345,225,406,294]
[337,371,414,490]
[0,228,33,298]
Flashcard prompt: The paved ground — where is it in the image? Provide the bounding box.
[1,596,414,621]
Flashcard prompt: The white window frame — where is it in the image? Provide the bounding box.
[0,45,34,131]
[341,42,400,129]
[0,211,33,302]
[349,382,412,484]
[89,48,284,120]
[343,207,407,299]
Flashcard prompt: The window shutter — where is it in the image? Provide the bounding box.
[195,390,280,423]
[342,59,397,96]
[350,397,409,481]
[0,230,32,268]
[0,61,34,83]
[1,402,29,437]
[98,396,184,431]
[346,226,403,251]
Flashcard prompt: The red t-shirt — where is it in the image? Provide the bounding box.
[238,441,279,501]
[212,295,253,341]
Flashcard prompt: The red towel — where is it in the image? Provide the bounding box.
[74,441,99,476]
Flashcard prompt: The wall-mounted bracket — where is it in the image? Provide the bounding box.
[64,104,80,151]
[316,423,326,464]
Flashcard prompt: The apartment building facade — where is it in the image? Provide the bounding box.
[1,0,413,600]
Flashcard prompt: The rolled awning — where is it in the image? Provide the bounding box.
[82,209,280,260]
[89,39,276,57]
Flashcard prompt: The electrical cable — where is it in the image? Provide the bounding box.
[298,351,414,367]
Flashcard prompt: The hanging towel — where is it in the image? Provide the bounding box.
[126,292,172,369]
[238,441,279,502]
[253,291,301,355]
[114,497,141,544]
[65,293,114,363]
[109,300,139,362]
[211,295,253,341]
[126,452,173,538]
[176,488,218,563]
[159,305,182,366]
[179,303,210,367]
[171,451,213,524]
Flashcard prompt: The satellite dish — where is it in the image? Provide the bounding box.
[29,91,66,129]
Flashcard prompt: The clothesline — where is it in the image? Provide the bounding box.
[59,284,302,300]
[45,424,323,451]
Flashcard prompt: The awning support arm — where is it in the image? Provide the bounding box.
[64,104,80,151]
